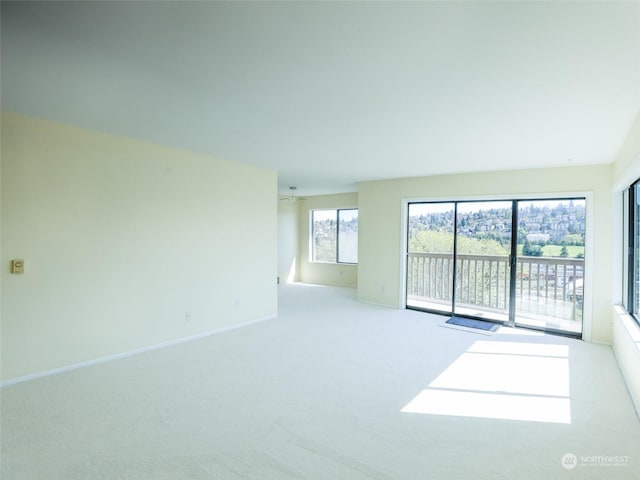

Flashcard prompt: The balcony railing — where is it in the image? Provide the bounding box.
[407,253,584,323]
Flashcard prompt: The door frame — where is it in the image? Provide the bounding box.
[400,192,594,341]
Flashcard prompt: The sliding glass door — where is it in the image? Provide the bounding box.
[406,203,455,314]
[454,201,513,322]
[514,199,585,335]
[407,198,585,337]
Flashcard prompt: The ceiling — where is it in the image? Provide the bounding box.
[2,1,639,196]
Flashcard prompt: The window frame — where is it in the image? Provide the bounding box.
[625,179,640,327]
[310,208,358,264]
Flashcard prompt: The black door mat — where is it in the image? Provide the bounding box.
[443,316,500,333]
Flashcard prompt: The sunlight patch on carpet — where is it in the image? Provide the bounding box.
[402,341,571,424]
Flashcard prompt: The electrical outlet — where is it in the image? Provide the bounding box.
[185,312,192,322]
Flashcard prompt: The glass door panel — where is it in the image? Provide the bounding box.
[454,201,513,322]
[514,199,585,335]
[407,203,455,313]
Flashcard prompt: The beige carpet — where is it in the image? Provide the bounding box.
[2,284,639,479]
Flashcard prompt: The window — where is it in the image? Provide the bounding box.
[338,209,358,263]
[625,180,640,326]
[311,209,358,263]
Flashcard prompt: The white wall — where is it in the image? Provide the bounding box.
[357,165,613,343]
[613,110,640,183]
[612,308,640,413]
[278,199,299,284]
[298,192,358,287]
[1,113,278,382]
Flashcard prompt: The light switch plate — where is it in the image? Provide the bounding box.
[11,259,24,274]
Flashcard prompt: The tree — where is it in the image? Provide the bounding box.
[518,228,529,244]
[408,230,509,255]
[523,238,542,257]
[560,245,569,257]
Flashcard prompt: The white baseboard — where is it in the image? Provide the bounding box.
[1,314,277,388]
[356,298,400,309]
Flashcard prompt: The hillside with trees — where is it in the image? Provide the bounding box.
[409,201,585,258]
